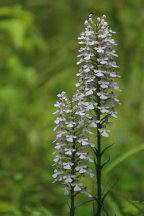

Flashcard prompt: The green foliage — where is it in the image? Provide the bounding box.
[0,1,144,216]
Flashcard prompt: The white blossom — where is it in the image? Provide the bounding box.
[52,91,93,197]
[71,182,83,191]
[64,186,70,195]
[81,187,92,197]
[76,14,120,138]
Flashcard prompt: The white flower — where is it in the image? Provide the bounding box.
[89,121,97,128]
[64,186,70,195]
[66,135,76,142]
[52,169,64,179]
[74,185,81,191]
[66,121,76,127]
[54,101,61,107]
[87,169,94,178]
[99,128,109,137]
[71,182,83,191]
[63,175,75,183]
[53,155,64,163]
[78,138,89,146]
[85,90,94,96]
[81,187,92,197]
[63,162,73,170]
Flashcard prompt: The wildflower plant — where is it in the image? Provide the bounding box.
[52,14,120,216]
[52,91,94,216]
[76,14,121,215]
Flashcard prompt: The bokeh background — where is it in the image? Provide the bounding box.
[0,0,144,215]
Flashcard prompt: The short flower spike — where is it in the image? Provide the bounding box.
[52,91,94,197]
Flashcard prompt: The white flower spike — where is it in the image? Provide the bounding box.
[75,14,121,216]
[76,14,120,137]
[52,91,94,197]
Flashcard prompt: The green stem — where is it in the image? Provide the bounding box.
[95,77,102,216]
[70,157,75,216]
[70,123,75,216]
[96,129,102,216]
[70,186,75,216]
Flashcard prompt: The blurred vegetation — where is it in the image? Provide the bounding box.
[0,0,144,215]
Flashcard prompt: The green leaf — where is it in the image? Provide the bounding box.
[105,144,144,173]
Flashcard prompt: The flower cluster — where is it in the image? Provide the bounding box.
[52,91,94,197]
[52,15,120,206]
[76,14,121,137]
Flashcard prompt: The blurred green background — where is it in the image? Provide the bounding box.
[0,0,144,215]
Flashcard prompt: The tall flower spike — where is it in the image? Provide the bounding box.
[52,91,94,215]
[76,14,121,216]
[76,14,121,137]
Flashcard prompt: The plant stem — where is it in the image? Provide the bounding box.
[70,124,75,216]
[70,186,75,216]
[70,157,75,216]
[96,129,102,216]
[95,79,102,216]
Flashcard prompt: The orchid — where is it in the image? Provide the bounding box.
[52,91,94,216]
[52,14,120,216]
[75,14,120,216]
[76,14,120,136]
